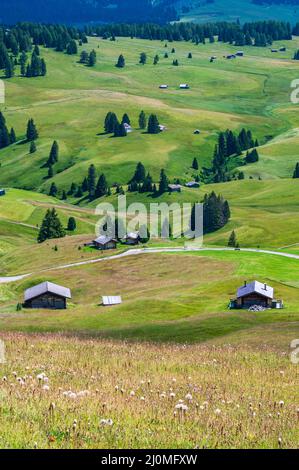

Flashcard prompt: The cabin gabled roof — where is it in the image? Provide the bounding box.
[125,232,140,240]
[93,235,116,245]
[24,282,72,302]
[237,281,274,300]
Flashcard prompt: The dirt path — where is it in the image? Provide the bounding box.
[1,246,299,285]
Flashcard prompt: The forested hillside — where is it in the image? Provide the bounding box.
[0,0,178,24]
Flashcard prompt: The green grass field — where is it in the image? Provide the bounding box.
[1,35,299,344]
[0,33,299,450]
[178,0,299,24]
[1,250,299,345]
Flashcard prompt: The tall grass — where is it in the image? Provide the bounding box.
[0,333,298,449]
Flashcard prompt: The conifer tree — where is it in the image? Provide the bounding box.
[139,52,147,65]
[121,113,131,126]
[48,165,54,178]
[293,162,299,178]
[48,141,59,165]
[29,141,37,154]
[95,173,108,198]
[116,54,125,68]
[138,111,147,130]
[147,114,160,134]
[159,169,169,194]
[88,50,97,66]
[49,182,58,197]
[66,40,78,55]
[9,128,16,144]
[87,164,96,200]
[26,119,38,141]
[67,217,77,231]
[38,208,65,243]
[228,230,237,247]
[192,158,199,170]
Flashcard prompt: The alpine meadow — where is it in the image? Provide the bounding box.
[0,3,299,452]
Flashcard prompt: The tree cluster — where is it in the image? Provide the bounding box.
[0,112,17,149]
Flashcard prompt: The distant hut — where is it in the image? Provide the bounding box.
[123,123,133,133]
[24,282,71,309]
[168,184,182,193]
[102,296,122,306]
[124,232,141,245]
[185,181,200,188]
[230,281,283,310]
[92,236,117,251]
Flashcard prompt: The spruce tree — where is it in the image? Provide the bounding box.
[147,114,160,134]
[29,141,37,154]
[38,208,66,243]
[66,40,78,55]
[121,113,131,126]
[10,128,16,144]
[95,173,108,198]
[139,111,147,130]
[131,162,146,183]
[87,164,96,200]
[67,217,77,231]
[228,230,237,247]
[293,162,299,178]
[192,158,199,170]
[49,182,58,197]
[26,119,38,141]
[116,54,125,68]
[88,50,97,66]
[139,52,147,65]
[48,141,59,165]
[159,169,169,194]
[48,165,54,178]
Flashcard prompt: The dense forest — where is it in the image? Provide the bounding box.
[253,0,299,5]
[0,1,178,24]
[86,20,293,46]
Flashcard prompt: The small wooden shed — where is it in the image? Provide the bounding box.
[24,281,71,309]
[124,232,141,245]
[168,184,182,193]
[92,235,117,250]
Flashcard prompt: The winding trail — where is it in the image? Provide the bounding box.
[0,246,299,285]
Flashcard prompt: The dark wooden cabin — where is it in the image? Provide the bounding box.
[229,280,285,310]
[24,281,71,309]
[92,235,117,250]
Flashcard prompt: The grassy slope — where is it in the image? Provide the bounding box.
[1,37,299,250]
[1,250,299,344]
[1,37,299,343]
[178,0,299,23]
[0,36,299,191]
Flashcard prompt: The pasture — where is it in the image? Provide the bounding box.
[0,333,298,448]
